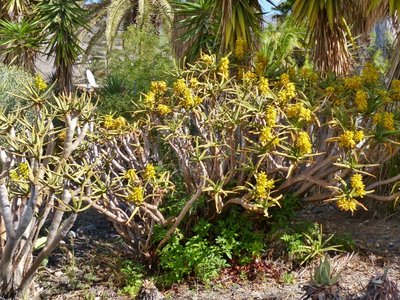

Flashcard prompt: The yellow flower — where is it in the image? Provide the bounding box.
[361,63,379,85]
[258,76,270,96]
[265,106,277,127]
[173,79,187,96]
[255,53,267,75]
[126,186,144,205]
[390,80,400,101]
[144,164,156,180]
[144,91,156,109]
[10,162,30,181]
[113,116,126,130]
[157,104,172,115]
[255,172,275,199]
[373,112,395,131]
[337,197,358,214]
[180,89,195,109]
[354,90,368,112]
[34,75,47,91]
[377,89,391,103]
[58,130,66,141]
[296,131,312,154]
[103,115,114,129]
[350,174,366,197]
[278,73,296,103]
[151,81,167,95]
[259,127,279,147]
[344,76,362,90]
[286,103,312,122]
[338,130,356,148]
[218,57,229,78]
[354,130,364,142]
[235,37,246,60]
[243,71,257,83]
[125,169,137,182]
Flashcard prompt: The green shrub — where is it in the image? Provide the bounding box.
[0,64,33,112]
[157,208,266,286]
[120,260,145,297]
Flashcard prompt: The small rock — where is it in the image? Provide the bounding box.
[77,224,98,234]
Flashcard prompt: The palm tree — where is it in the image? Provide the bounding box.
[36,0,87,93]
[172,0,263,62]
[291,0,399,77]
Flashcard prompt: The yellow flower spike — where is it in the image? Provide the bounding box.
[113,116,127,130]
[265,106,277,127]
[9,169,19,181]
[218,57,230,78]
[126,186,144,205]
[338,130,356,148]
[354,130,364,142]
[354,90,368,112]
[125,169,138,182]
[243,71,257,83]
[337,197,358,214]
[296,131,312,154]
[390,80,400,101]
[18,162,30,180]
[258,76,270,96]
[173,79,187,96]
[57,130,67,141]
[151,81,167,95]
[144,164,156,180]
[255,53,267,75]
[350,174,366,197]
[259,127,279,147]
[157,104,172,115]
[34,75,47,91]
[361,63,379,85]
[235,37,246,60]
[373,112,395,130]
[255,172,275,199]
[144,91,156,109]
[181,89,195,109]
[343,76,362,90]
[286,103,311,122]
[103,115,114,129]
[377,89,391,103]
[189,77,200,88]
[278,73,296,103]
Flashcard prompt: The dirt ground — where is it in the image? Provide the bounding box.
[35,205,400,299]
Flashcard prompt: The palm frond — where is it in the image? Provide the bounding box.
[106,0,133,51]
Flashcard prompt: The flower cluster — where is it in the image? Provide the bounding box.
[265,106,277,127]
[103,115,127,130]
[10,162,30,181]
[296,131,312,154]
[34,75,47,91]
[278,73,296,103]
[337,197,357,214]
[151,81,168,95]
[144,91,156,109]
[373,111,395,131]
[354,90,368,112]
[361,63,379,85]
[125,169,138,182]
[126,186,144,205]
[350,174,366,197]
[255,53,267,75]
[235,37,246,60]
[173,78,197,109]
[286,103,312,122]
[157,104,172,115]
[218,57,229,78]
[344,76,362,90]
[391,80,400,101]
[258,76,270,95]
[338,130,364,148]
[144,164,156,180]
[255,172,274,199]
[259,127,279,147]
